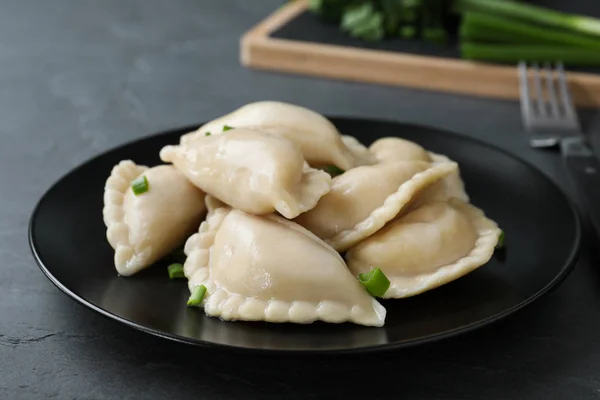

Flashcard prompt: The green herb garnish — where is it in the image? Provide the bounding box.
[358,267,390,297]
[187,285,207,307]
[131,175,149,196]
[167,263,185,279]
[222,125,234,131]
[205,131,211,136]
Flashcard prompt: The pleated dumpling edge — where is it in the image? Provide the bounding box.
[346,199,501,299]
[103,160,207,276]
[183,205,386,327]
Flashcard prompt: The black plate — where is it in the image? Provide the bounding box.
[29,118,581,354]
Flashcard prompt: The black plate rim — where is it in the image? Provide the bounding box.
[28,117,582,355]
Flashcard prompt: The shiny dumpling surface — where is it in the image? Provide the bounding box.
[346,199,500,298]
[369,137,432,163]
[160,128,331,219]
[294,160,458,252]
[183,204,386,326]
[103,161,207,276]
[179,101,376,170]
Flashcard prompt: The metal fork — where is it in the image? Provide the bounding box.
[519,61,600,238]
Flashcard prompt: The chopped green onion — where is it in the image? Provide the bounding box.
[322,165,344,177]
[187,285,207,307]
[222,125,233,131]
[496,230,505,249]
[167,263,185,279]
[131,175,149,196]
[205,131,211,136]
[358,267,390,297]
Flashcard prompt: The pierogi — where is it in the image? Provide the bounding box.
[160,128,331,219]
[183,203,386,326]
[101,101,503,328]
[346,199,501,298]
[103,161,206,276]
[180,101,376,169]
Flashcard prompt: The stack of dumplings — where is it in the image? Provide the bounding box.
[102,101,501,328]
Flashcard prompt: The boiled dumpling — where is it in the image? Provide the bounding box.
[294,160,458,252]
[160,128,331,219]
[103,161,206,276]
[369,137,469,202]
[369,137,432,163]
[345,199,500,298]
[183,204,386,326]
[179,101,376,170]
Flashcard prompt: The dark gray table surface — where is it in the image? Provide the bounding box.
[3,1,600,399]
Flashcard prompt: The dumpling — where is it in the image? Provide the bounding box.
[369,137,469,202]
[103,161,206,276]
[179,101,376,170]
[369,137,432,163]
[183,205,386,327]
[294,160,458,252]
[345,199,501,298]
[160,128,331,219]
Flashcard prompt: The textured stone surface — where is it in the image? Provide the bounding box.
[2,0,600,399]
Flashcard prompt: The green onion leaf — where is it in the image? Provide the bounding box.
[222,125,233,131]
[205,131,211,136]
[167,263,185,279]
[322,165,344,177]
[496,230,505,249]
[358,267,390,297]
[131,175,149,196]
[187,285,207,307]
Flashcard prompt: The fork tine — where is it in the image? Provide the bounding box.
[518,61,534,127]
[544,63,560,117]
[532,63,547,117]
[557,63,577,118]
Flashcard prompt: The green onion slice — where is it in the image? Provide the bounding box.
[222,125,233,131]
[205,131,211,136]
[358,267,390,297]
[496,230,505,249]
[131,175,149,195]
[167,263,185,279]
[187,285,207,307]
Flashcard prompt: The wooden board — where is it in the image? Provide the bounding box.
[241,0,600,108]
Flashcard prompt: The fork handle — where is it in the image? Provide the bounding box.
[563,150,600,239]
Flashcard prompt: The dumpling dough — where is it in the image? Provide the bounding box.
[160,128,331,219]
[346,199,501,298]
[183,205,386,327]
[369,137,432,163]
[103,161,206,276]
[369,137,469,202]
[294,160,458,252]
[179,101,376,169]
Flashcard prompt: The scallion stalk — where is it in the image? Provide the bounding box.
[461,43,600,66]
[454,0,600,38]
[460,11,600,49]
